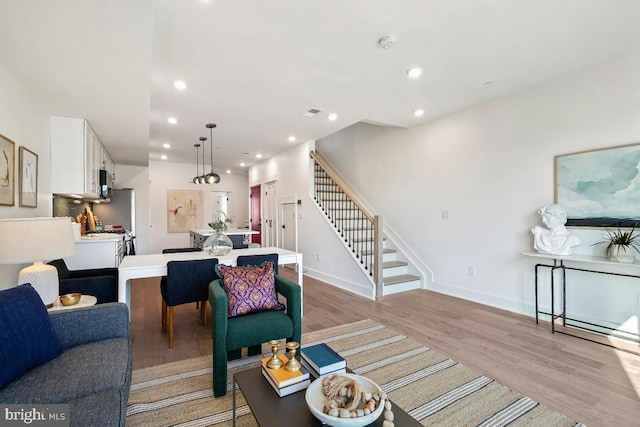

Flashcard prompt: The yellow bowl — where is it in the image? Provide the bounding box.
[59,293,81,306]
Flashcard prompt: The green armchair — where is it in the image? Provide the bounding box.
[208,255,301,397]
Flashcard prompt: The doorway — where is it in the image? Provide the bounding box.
[250,185,261,245]
[280,199,298,271]
[211,191,228,217]
[280,201,297,252]
[263,181,277,247]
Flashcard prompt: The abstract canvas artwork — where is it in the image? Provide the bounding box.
[555,143,640,227]
[167,189,203,233]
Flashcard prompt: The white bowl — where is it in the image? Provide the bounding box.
[305,373,385,427]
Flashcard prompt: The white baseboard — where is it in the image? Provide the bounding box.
[427,281,533,318]
[304,267,374,300]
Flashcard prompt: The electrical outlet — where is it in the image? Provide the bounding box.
[468,266,476,277]
[442,210,450,220]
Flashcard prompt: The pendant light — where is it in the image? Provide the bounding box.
[198,137,207,183]
[204,123,221,184]
[192,143,201,184]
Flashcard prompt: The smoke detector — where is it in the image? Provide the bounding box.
[378,34,398,49]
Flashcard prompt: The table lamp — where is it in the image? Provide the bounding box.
[0,217,77,307]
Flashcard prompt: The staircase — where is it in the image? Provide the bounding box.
[310,150,421,298]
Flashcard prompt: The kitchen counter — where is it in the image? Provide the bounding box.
[189,228,259,236]
[190,228,259,250]
[65,235,125,269]
[77,234,123,242]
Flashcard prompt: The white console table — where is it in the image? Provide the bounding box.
[522,251,640,353]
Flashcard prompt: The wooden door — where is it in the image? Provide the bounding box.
[250,185,261,245]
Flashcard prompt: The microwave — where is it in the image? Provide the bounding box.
[99,169,113,198]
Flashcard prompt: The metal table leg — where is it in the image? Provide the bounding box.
[232,374,237,427]
[534,264,539,324]
[551,264,555,333]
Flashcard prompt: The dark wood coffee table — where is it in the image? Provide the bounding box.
[232,367,422,427]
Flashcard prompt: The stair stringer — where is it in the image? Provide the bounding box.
[382,223,433,291]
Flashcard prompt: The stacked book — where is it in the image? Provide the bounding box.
[299,343,347,378]
[260,354,310,397]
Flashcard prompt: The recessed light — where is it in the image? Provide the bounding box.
[240,162,246,167]
[167,117,178,124]
[288,136,296,142]
[173,80,187,90]
[407,67,422,79]
[163,143,171,149]
[328,113,338,121]
[161,155,168,160]
[255,154,262,159]
[226,170,231,174]
[413,109,425,117]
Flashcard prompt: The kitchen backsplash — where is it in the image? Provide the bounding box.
[52,195,93,219]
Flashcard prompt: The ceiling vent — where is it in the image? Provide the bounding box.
[303,108,322,117]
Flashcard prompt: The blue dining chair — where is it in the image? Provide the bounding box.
[161,257,218,348]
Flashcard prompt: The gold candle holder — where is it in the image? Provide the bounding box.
[284,341,301,372]
[266,339,283,370]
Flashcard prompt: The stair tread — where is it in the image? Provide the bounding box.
[362,248,395,256]
[384,274,420,286]
[383,260,408,268]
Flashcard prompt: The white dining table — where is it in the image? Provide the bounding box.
[118,247,303,316]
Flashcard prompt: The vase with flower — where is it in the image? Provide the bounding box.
[203,211,234,255]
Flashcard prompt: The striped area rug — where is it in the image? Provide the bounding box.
[126,319,584,426]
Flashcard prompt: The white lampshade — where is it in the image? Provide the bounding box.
[0,217,77,306]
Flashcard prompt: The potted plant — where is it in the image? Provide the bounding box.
[592,225,640,263]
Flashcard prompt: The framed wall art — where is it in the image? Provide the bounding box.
[555,142,640,227]
[19,146,38,208]
[0,133,15,206]
[167,189,202,233]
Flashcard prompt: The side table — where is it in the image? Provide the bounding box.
[47,295,98,312]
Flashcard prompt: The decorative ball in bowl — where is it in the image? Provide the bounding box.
[59,293,81,306]
[305,373,385,427]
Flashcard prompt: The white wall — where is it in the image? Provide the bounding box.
[248,141,372,292]
[317,53,640,331]
[148,160,249,253]
[0,62,53,289]
[248,53,640,333]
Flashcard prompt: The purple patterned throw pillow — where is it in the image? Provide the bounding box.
[217,262,285,318]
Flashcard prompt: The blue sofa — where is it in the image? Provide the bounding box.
[0,286,132,427]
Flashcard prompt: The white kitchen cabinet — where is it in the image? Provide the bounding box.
[51,115,113,198]
[63,236,124,270]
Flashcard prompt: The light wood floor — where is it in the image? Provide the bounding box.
[130,270,640,427]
